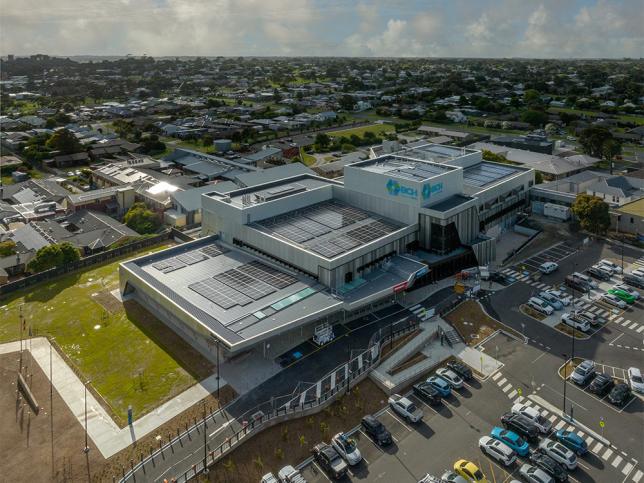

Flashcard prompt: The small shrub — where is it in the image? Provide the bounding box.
[275,447,284,460]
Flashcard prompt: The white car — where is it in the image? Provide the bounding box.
[528,297,554,316]
[511,404,552,433]
[436,368,464,389]
[539,262,558,274]
[546,289,571,306]
[479,436,517,466]
[331,432,362,465]
[613,284,640,300]
[628,367,644,394]
[572,272,598,288]
[632,268,644,278]
[592,264,613,278]
[538,438,578,470]
[599,259,622,274]
[388,394,423,423]
[601,293,627,309]
[261,473,279,483]
[561,313,590,332]
[519,464,554,483]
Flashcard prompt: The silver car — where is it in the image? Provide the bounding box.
[539,438,578,470]
[388,394,423,423]
[519,464,554,483]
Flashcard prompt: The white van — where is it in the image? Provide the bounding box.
[528,297,554,315]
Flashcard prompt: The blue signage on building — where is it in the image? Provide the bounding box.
[386,179,443,200]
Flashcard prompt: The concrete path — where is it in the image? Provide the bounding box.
[0,337,226,458]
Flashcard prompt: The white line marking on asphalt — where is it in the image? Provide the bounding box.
[547,414,557,423]
[629,322,639,330]
[592,441,604,453]
[610,333,626,345]
[622,462,633,475]
[622,319,631,326]
[613,455,624,467]
[508,389,517,399]
[555,421,565,430]
[497,377,507,386]
[637,326,644,333]
[632,469,643,482]
[492,372,502,381]
[584,436,593,446]
[603,448,614,460]
[502,383,513,393]
[615,316,625,324]
[386,409,412,431]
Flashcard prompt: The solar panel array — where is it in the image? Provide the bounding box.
[463,163,519,187]
[200,245,228,257]
[244,261,298,289]
[152,244,226,273]
[176,251,208,265]
[189,279,253,309]
[215,269,277,300]
[152,258,186,273]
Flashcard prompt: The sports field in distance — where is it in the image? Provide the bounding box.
[327,123,395,138]
[0,244,214,426]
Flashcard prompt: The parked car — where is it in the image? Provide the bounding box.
[261,472,279,483]
[311,443,348,479]
[436,368,464,389]
[511,403,552,433]
[528,297,554,316]
[278,465,308,483]
[388,394,423,423]
[478,436,517,466]
[361,415,392,446]
[413,381,442,405]
[446,360,473,380]
[574,310,605,326]
[539,291,563,310]
[612,284,640,300]
[570,360,595,385]
[545,289,572,306]
[608,288,636,304]
[426,375,452,397]
[627,367,644,394]
[539,262,559,274]
[529,451,568,482]
[588,373,614,396]
[454,459,488,482]
[501,412,539,443]
[331,432,362,465]
[587,266,610,281]
[594,262,615,276]
[631,268,644,278]
[490,427,530,456]
[623,273,644,289]
[441,471,468,483]
[560,313,590,332]
[572,272,597,288]
[564,276,590,293]
[554,430,588,456]
[608,383,632,406]
[519,464,555,483]
[601,293,627,309]
[599,259,622,274]
[418,474,442,483]
[538,438,578,470]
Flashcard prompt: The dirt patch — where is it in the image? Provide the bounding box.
[445,300,522,346]
[389,352,428,376]
[558,357,584,379]
[554,323,589,339]
[519,304,547,321]
[91,289,122,314]
[204,379,387,483]
[379,329,421,360]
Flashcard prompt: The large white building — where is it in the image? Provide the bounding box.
[120,144,533,360]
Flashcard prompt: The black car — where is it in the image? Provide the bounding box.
[530,451,568,482]
[446,360,473,381]
[413,382,441,405]
[311,443,348,479]
[623,274,644,289]
[565,276,590,293]
[587,267,610,281]
[588,373,614,396]
[608,383,632,406]
[361,414,392,446]
[501,412,540,443]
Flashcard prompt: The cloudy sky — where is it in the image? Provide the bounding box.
[1,0,642,58]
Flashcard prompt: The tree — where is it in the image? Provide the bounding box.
[0,240,17,257]
[338,94,355,111]
[571,194,610,234]
[124,202,161,234]
[202,134,214,147]
[520,109,548,127]
[46,128,83,154]
[601,139,622,175]
[578,126,615,159]
[315,132,330,149]
[59,242,81,264]
[535,171,544,184]
[523,89,541,106]
[27,242,80,273]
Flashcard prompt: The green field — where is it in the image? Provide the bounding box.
[327,123,394,138]
[299,148,316,166]
[549,107,644,126]
[0,244,213,425]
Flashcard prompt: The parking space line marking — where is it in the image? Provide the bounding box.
[492,372,502,381]
[385,409,412,431]
[508,389,517,399]
[603,448,614,460]
[622,462,634,475]
[592,441,604,453]
[632,469,643,482]
[502,383,513,393]
[311,461,331,481]
[613,455,624,467]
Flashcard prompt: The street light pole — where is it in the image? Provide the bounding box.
[562,353,568,416]
[216,340,220,402]
[202,402,209,474]
[84,380,91,453]
[50,338,55,478]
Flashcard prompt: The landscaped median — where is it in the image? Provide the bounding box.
[445,299,523,345]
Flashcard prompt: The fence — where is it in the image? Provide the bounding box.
[118,319,418,483]
[0,231,170,296]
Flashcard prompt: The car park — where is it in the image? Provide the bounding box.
[623,273,644,289]
[311,443,348,479]
[608,383,632,406]
[560,313,590,332]
[511,403,553,433]
[388,394,423,423]
[446,360,473,380]
[426,375,452,397]
[601,293,627,309]
[612,284,640,300]
[539,262,559,274]
[413,381,442,405]
[500,412,539,443]
[570,360,595,385]
[278,465,307,483]
[519,463,555,483]
[436,368,464,389]
[572,272,598,288]
[538,439,578,470]
[599,259,622,274]
[529,451,568,482]
[361,414,392,446]
[588,373,614,396]
[607,288,635,304]
[478,436,517,466]
[545,289,571,306]
[564,276,590,293]
[538,291,563,310]
[331,432,362,465]
[528,297,554,316]
[490,427,530,456]
[441,471,468,483]
[554,430,588,456]
[587,266,611,281]
[627,367,644,393]
[454,459,488,482]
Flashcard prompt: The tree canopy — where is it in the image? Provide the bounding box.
[27,242,80,273]
[46,128,83,154]
[578,126,621,160]
[124,202,161,234]
[571,194,610,234]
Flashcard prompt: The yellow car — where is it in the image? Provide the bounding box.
[454,460,488,483]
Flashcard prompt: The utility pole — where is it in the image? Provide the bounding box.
[202,402,209,474]
[84,380,91,453]
[562,353,568,417]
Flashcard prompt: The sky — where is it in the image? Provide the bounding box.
[1,0,642,58]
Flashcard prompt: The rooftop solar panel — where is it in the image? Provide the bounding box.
[243,261,297,289]
[152,257,186,273]
[310,242,344,258]
[176,251,208,265]
[215,269,276,300]
[200,245,227,257]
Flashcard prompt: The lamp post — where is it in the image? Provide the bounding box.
[202,402,209,474]
[562,353,568,417]
[50,338,55,478]
[84,380,91,453]
[216,340,220,402]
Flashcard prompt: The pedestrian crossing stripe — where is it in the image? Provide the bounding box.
[612,455,623,467]
[622,463,633,475]
[633,469,643,483]
[603,448,614,460]
[592,441,604,453]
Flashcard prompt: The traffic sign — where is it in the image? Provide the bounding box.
[599,420,605,428]
[517,388,523,396]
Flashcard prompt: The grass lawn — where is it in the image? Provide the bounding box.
[299,148,316,167]
[328,123,394,139]
[0,244,214,426]
[549,107,644,126]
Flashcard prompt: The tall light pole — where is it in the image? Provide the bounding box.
[84,380,91,453]
[562,353,568,416]
[50,338,55,478]
[216,340,220,402]
[202,402,209,474]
